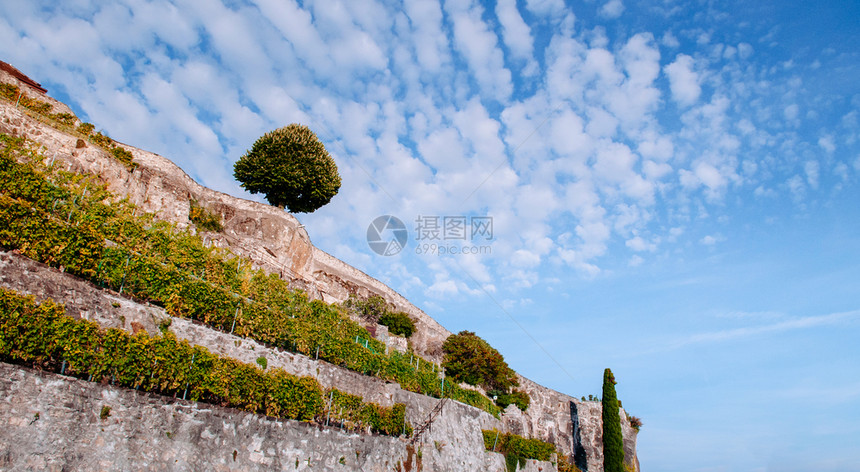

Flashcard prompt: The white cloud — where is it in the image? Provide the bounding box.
[626,236,656,252]
[495,0,536,72]
[665,54,701,106]
[787,175,806,201]
[818,135,836,153]
[700,235,718,245]
[445,0,513,102]
[403,0,451,73]
[784,103,799,121]
[599,0,625,19]
[737,42,754,59]
[524,0,566,17]
[661,31,680,48]
[666,310,860,350]
[804,160,819,189]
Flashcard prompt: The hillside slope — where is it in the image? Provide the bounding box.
[0,68,638,471]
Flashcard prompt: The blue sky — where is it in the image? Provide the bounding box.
[2,1,859,470]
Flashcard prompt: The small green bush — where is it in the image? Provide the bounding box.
[189,200,223,232]
[53,113,76,126]
[89,131,112,149]
[378,311,415,338]
[491,389,530,411]
[110,146,136,169]
[0,83,17,101]
[344,294,388,323]
[482,429,556,472]
[78,122,95,135]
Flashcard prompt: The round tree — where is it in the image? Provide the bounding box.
[233,124,341,213]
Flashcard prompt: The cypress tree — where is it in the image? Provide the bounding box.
[602,368,624,472]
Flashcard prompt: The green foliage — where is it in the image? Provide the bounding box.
[346,295,415,338]
[110,146,136,169]
[602,368,624,472]
[88,130,112,149]
[233,124,340,213]
[0,83,17,101]
[344,294,388,323]
[0,83,51,114]
[442,331,519,392]
[53,113,76,126]
[556,453,583,472]
[491,388,530,411]
[0,134,503,418]
[66,121,137,171]
[628,415,643,431]
[189,200,223,232]
[482,429,556,472]
[100,405,111,420]
[326,389,412,436]
[256,356,267,370]
[0,288,423,427]
[378,311,415,338]
[78,122,95,136]
[158,317,172,333]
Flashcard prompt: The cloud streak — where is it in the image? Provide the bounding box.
[655,310,860,353]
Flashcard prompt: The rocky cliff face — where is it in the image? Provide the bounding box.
[0,74,639,470]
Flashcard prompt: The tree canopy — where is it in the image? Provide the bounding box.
[233,124,340,213]
[442,331,519,392]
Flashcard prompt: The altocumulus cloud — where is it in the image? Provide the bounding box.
[0,0,856,300]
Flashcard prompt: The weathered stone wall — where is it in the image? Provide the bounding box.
[0,251,557,472]
[0,361,558,472]
[0,363,411,472]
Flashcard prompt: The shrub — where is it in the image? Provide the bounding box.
[78,122,95,135]
[110,146,137,169]
[378,311,415,338]
[602,368,624,472]
[0,83,17,101]
[233,124,341,213]
[189,199,223,232]
[89,131,112,149]
[628,415,643,431]
[344,294,389,323]
[442,331,518,392]
[482,429,556,472]
[491,388,530,411]
[556,453,583,472]
[53,113,76,126]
